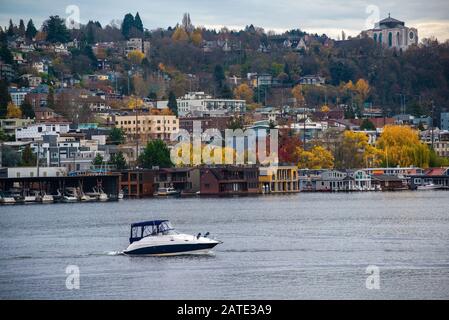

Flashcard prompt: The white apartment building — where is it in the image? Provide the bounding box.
[158,92,246,116]
[15,123,70,141]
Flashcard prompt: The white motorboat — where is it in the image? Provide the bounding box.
[0,192,16,204]
[417,183,441,190]
[40,192,54,203]
[85,187,108,201]
[154,187,180,196]
[63,187,79,202]
[118,190,124,200]
[124,220,222,256]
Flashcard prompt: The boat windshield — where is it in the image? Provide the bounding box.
[130,221,177,242]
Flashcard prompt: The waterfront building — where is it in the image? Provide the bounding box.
[362,14,418,51]
[259,165,300,193]
[315,170,353,191]
[409,168,449,189]
[107,113,179,142]
[120,169,156,197]
[154,168,201,194]
[348,169,373,191]
[363,167,424,176]
[372,175,408,191]
[199,166,259,195]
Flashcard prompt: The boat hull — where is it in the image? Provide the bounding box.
[124,242,219,256]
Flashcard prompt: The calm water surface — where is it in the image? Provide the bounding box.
[1,191,448,299]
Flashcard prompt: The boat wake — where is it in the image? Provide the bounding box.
[105,251,125,256]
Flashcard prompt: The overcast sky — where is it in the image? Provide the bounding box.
[1,0,449,40]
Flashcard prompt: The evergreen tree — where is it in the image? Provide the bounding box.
[214,64,225,88]
[139,139,173,168]
[25,19,38,40]
[47,86,55,109]
[360,118,376,131]
[0,80,12,118]
[110,151,127,170]
[121,13,135,39]
[20,100,35,119]
[42,16,71,43]
[134,12,144,33]
[92,153,104,166]
[20,145,36,166]
[167,91,178,116]
[7,19,14,37]
[18,19,25,36]
[86,21,96,44]
[0,43,13,64]
[108,128,126,145]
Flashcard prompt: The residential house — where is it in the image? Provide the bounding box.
[259,165,299,193]
[200,166,259,195]
[120,169,156,197]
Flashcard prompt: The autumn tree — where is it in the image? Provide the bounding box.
[291,84,305,107]
[233,84,254,104]
[191,28,203,46]
[334,131,382,169]
[6,102,22,118]
[297,145,334,169]
[172,27,189,42]
[128,50,145,65]
[376,125,430,168]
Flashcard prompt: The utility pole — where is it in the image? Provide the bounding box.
[431,100,435,150]
[135,107,139,167]
[36,142,40,177]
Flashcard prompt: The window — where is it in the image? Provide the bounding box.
[388,32,392,47]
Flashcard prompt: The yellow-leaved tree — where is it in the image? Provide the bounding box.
[7,102,22,118]
[334,131,383,169]
[233,84,254,104]
[172,27,189,42]
[291,84,305,107]
[297,146,334,169]
[376,125,430,168]
[127,96,144,109]
[127,50,145,65]
[190,28,203,46]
